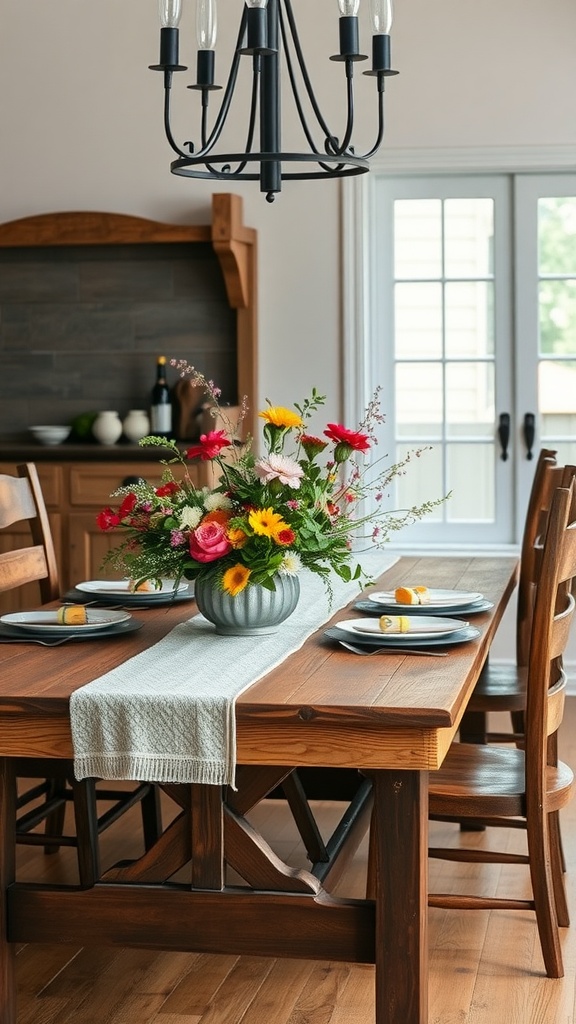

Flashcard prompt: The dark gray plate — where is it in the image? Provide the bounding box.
[0,617,144,644]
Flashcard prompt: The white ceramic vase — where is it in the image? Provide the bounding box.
[122,409,150,443]
[92,411,123,445]
[194,574,300,636]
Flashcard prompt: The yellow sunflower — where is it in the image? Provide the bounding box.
[248,507,286,537]
[258,406,303,429]
[222,564,251,596]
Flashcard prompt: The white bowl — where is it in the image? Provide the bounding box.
[29,425,71,446]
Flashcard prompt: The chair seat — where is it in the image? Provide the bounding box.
[467,663,527,712]
[430,742,574,818]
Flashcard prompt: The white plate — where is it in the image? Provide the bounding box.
[369,588,483,609]
[338,616,468,640]
[0,609,131,634]
[326,624,481,649]
[76,579,187,599]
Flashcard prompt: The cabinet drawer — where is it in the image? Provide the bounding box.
[69,462,198,506]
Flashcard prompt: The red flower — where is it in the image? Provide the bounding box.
[96,507,120,531]
[324,423,370,453]
[155,481,180,497]
[299,434,328,460]
[118,493,138,518]
[275,527,296,546]
[185,430,231,462]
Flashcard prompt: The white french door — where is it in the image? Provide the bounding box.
[355,169,576,548]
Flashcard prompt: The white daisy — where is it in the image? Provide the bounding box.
[204,492,234,512]
[179,505,203,529]
[279,551,302,576]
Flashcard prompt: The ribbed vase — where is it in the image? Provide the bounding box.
[194,574,300,636]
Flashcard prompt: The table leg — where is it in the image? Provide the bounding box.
[371,769,429,1024]
[0,758,17,1024]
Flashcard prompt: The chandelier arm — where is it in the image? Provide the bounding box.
[163,73,194,160]
[278,5,343,174]
[360,84,386,160]
[232,62,260,173]
[203,60,260,177]
[190,12,248,160]
[330,61,355,156]
[281,0,343,146]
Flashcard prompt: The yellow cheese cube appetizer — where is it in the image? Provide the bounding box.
[128,579,156,593]
[394,586,430,605]
[56,605,88,625]
[379,615,410,633]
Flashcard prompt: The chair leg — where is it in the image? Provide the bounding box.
[549,810,569,927]
[43,777,67,855]
[510,709,526,735]
[527,807,564,978]
[70,777,100,887]
[457,712,487,832]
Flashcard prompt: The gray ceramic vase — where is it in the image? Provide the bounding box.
[194,573,300,636]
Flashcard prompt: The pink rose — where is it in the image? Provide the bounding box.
[188,521,232,563]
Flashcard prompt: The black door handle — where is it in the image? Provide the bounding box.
[498,413,510,461]
[523,413,536,461]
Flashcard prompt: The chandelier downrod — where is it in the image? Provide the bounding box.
[150,0,398,203]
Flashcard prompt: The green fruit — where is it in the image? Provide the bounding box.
[70,412,98,440]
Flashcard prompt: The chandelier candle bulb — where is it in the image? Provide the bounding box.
[365,0,397,75]
[159,0,182,27]
[194,0,219,87]
[370,0,393,34]
[152,0,187,71]
[240,0,273,56]
[333,0,366,62]
[196,0,217,49]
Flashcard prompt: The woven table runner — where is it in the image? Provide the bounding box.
[70,553,398,787]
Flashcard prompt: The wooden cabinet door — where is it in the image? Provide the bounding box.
[67,512,128,587]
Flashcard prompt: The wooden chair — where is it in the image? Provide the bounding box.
[426,478,576,978]
[0,462,161,885]
[460,448,562,745]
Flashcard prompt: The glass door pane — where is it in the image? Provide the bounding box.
[373,175,513,545]
[515,176,576,530]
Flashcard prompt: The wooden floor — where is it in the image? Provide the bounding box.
[12,699,576,1024]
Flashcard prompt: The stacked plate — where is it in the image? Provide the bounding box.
[0,608,142,643]
[326,612,480,650]
[64,579,195,608]
[355,588,493,618]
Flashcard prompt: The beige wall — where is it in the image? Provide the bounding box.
[1,0,575,426]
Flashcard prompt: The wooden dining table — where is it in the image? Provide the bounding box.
[0,554,518,1024]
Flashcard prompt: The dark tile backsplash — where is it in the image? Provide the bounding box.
[0,241,237,439]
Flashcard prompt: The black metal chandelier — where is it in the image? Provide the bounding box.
[150,0,398,203]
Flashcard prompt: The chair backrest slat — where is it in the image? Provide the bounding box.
[0,474,37,528]
[517,449,558,665]
[0,547,50,593]
[0,463,60,604]
[526,482,576,786]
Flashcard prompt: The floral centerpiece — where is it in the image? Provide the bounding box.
[97,362,441,617]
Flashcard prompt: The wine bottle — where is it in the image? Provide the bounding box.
[150,356,173,436]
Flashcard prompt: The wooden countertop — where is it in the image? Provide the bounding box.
[0,441,187,462]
